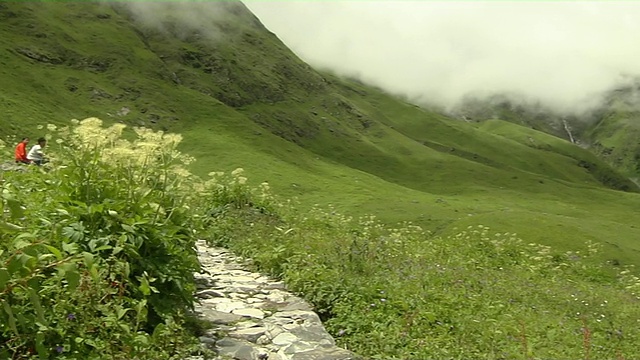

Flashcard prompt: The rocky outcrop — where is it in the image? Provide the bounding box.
[0,162,28,172]
[188,240,361,360]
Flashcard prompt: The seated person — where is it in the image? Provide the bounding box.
[14,137,30,164]
[27,137,48,166]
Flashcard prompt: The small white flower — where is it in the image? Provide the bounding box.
[232,168,244,176]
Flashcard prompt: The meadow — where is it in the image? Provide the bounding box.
[2,119,640,359]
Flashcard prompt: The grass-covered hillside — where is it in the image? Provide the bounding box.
[583,82,640,180]
[452,83,640,182]
[2,0,640,271]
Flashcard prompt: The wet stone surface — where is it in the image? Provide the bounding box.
[186,240,361,360]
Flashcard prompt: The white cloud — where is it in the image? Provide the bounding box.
[244,1,640,114]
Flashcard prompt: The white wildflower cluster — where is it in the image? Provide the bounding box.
[568,294,611,322]
[258,181,273,202]
[40,118,204,203]
[71,118,126,150]
[230,168,247,185]
[385,222,424,250]
[64,119,195,184]
[357,215,382,239]
[619,267,640,294]
[490,232,521,253]
[305,205,353,228]
[526,243,553,263]
[585,240,601,256]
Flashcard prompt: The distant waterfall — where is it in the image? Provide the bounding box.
[562,118,575,144]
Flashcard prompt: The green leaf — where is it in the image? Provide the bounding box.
[27,277,41,292]
[0,220,23,233]
[63,263,80,291]
[13,238,31,250]
[139,280,151,296]
[28,288,46,324]
[90,265,99,280]
[119,322,131,333]
[0,268,9,291]
[5,198,24,220]
[45,245,63,261]
[93,245,112,252]
[18,253,36,270]
[2,301,18,334]
[88,238,98,252]
[7,255,25,274]
[122,224,135,233]
[88,204,104,214]
[135,334,149,345]
[35,332,47,359]
[56,208,70,216]
[37,253,55,264]
[82,252,94,268]
[135,299,147,315]
[62,242,79,255]
[116,307,130,320]
[62,223,85,242]
[15,231,35,241]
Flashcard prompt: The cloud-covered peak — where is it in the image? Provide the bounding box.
[245,1,640,114]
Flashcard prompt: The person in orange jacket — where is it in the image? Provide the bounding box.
[14,137,30,164]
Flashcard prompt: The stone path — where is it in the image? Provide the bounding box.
[189,240,361,360]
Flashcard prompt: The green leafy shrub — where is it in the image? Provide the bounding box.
[0,119,204,359]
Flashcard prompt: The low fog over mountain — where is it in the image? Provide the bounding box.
[245,1,640,115]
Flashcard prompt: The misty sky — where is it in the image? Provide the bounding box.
[244,1,640,113]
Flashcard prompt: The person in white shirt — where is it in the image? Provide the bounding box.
[27,137,48,166]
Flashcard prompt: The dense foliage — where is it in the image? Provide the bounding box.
[208,187,640,359]
[0,119,205,359]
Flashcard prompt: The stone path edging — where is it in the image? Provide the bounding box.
[189,240,362,360]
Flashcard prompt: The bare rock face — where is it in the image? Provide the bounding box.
[0,162,28,172]
[186,240,361,360]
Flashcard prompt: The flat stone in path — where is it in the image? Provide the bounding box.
[188,240,362,360]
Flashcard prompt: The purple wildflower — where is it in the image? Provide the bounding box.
[66,313,76,321]
[55,346,64,353]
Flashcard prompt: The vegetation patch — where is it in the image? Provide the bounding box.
[209,187,640,359]
[0,119,208,359]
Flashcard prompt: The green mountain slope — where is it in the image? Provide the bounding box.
[583,83,640,180]
[452,85,640,182]
[2,1,640,266]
